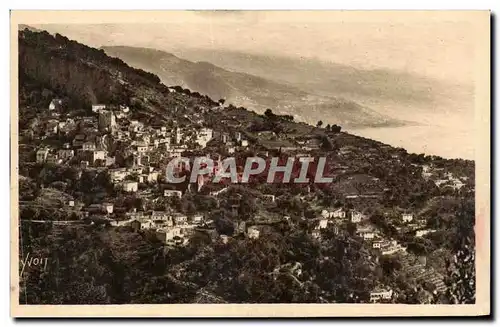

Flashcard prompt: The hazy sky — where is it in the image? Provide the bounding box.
[34,11,477,85]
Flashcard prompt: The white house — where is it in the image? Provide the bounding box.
[262,194,276,203]
[321,208,346,219]
[58,149,74,160]
[130,219,155,231]
[332,208,346,219]
[122,181,138,193]
[247,226,260,239]
[220,235,230,244]
[317,219,328,229]
[415,229,436,237]
[156,227,183,244]
[402,213,414,223]
[82,142,96,151]
[370,289,393,302]
[361,232,375,240]
[350,211,364,223]
[92,150,107,163]
[173,213,188,225]
[92,104,106,112]
[36,148,49,163]
[46,154,61,165]
[380,244,406,256]
[196,127,213,148]
[311,229,321,239]
[49,98,62,110]
[109,168,128,182]
[100,202,113,214]
[164,189,182,198]
[191,215,204,224]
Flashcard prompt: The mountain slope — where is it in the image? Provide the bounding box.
[102,46,405,128]
[18,30,226,128]
[176,48,474,110]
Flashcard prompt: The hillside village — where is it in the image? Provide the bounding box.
[18,28,476,305]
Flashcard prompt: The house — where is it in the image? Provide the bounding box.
[214,131,230,144]
[350,211,364,223]
[145,171,159,183]
[320,209,332,219]
[82,142,96,151]
[122,181,138,193]
[209,186,229,197]
[73,134,86,148]
[156,227,183,244]
[109,168,128,182]
[332,208,346,219]
[361,231,376,240]
[370,289,393,303]
[219,235,230,244]
[58,149,74,160]
[173,213,188,225]
[240,139,249,147]
[262,194,276,203]
[119,105,130,113]
[415,229,436,237]
[357,226,376,240]
[46,121,59,134]
[247,226,260,239]
[380,243,406,256]
[311,229,321,239]
[233,221,247,235]
[92,104,106,112]
[257,131,276,139]
[102,203,114,214]
[191,215,204,225]
[317,219,328,229]
[126,210,148,221]
[130,219,155,232]
[151,211,173,223]
[196,127,213,148]
[46,154,61,165]
[49,98,62,111]
[92,150,107,163]
[134,142,149,153]
[321,208,346,219]
[87,204,104,214]
[105,156,116,167]
[372,240,391,249]
[402,213,414,223]
[129,120,144,133]
[36,148,49,163]
[164,189,182,198]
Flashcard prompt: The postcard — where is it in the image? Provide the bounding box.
[10,10,490,317]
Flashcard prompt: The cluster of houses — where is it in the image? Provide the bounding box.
[422,165,467,191]
[106,209,206,245]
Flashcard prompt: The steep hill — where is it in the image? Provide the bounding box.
[18,29,225,128]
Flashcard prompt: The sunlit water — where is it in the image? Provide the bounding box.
[348,124,474,160]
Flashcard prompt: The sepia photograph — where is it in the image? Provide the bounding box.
[10,10,490,317]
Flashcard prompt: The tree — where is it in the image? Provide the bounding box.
[331,124,342,133]
[316,120,323,128]
[264,109,276,120]
[218,99,225,106]
[325,124,331,131]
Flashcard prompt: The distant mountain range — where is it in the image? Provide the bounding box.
[175,48,474,114]
[102,46,408,128]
